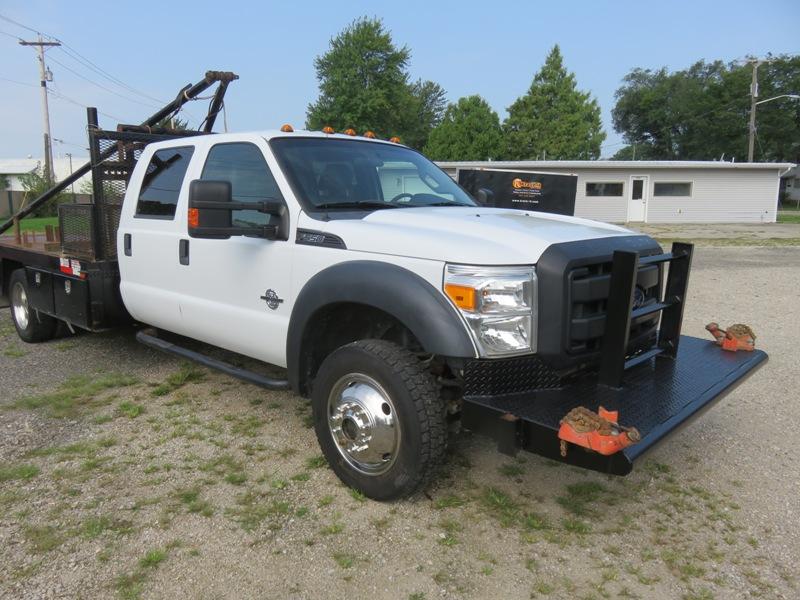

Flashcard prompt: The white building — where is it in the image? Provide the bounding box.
[438,160,795,223]
[0,157,91,218]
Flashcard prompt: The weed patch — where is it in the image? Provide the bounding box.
[12,373,138,418]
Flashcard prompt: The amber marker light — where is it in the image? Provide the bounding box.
[363,130,376,138]
[280,124,294,132]
[188,208,199,228]
[444,283,477,311]
[322,126,335,134]
[389,136,401,143]
[343,128,357,136]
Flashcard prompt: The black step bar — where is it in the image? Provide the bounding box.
[136,329,290,391]
[598,242,694,388]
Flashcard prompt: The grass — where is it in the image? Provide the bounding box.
[151,363,205,397]
[118,401,145,418]
[556,481,607,517]
[81,515,134,539]
[139,549,167,568]
[24,525,65,553]
[305,455,328,469]
[0,463,40,482]
[777,212,800,223]
[225,490,291,531]
[12,373,138,418]
[15,216,58,233]
[332,552,355,569]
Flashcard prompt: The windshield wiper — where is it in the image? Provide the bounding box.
[314,201,399,210]
[419,201,473,207]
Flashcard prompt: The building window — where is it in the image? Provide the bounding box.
[586,182,624,197]
[135,147,194,218]
[654,182,692,197]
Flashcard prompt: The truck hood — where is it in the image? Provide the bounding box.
[310,207,635,264]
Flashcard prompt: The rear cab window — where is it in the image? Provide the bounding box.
[135,147,195,219]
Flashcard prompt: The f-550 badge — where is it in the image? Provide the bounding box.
[260,289,284,310]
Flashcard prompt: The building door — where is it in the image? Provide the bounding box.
[627,176,648,222]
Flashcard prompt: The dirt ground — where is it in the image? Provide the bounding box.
[0,246,798,600]
[632,222,800,244]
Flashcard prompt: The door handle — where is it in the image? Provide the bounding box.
[179,239,189,265]
[123,233,132,256]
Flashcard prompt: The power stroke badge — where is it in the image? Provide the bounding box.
[260,289,284,310]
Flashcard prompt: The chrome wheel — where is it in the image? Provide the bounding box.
[327,373,399,476]
[11,281,30,330]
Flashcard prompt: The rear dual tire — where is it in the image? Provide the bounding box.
[312,339,446,501]
[9,269,57,343]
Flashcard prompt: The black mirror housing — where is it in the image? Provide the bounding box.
[188,180,233,239]
[187,180,289,240]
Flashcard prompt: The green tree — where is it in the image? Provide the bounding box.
[403,79,447,149]
[306,17,446,147]
[612,55,800,161]
[19,165,68,217]
[424,95,503,160]
[503,45,605,160]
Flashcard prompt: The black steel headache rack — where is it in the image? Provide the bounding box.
[461,241,768,475]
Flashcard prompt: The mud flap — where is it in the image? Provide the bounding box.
[461,336,767,475]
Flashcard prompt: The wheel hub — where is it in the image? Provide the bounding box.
[328,373,399,476]
[11,281,29,330]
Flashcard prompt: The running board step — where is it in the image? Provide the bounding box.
[136,329,291,391]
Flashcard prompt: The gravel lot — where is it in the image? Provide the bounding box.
[0,246,797,600]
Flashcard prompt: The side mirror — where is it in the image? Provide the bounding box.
[188,180,233,239]
[476,188,495,206]
[187,180,288,240]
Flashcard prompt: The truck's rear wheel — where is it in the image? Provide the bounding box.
[9,269,57,343]
[311,339,446,501]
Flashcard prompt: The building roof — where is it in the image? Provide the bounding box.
[438,160,796,171]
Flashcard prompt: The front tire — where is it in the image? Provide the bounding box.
[311,339,446,500]
[9,269,57,343]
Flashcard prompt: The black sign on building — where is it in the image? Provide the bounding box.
[457,168,578,216]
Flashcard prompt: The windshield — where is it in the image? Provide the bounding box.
[269,137,476,210]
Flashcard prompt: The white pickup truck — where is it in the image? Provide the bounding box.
[1,120,767,500]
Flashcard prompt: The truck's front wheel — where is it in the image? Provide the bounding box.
[9,269,57,343]
[312,339,446,501]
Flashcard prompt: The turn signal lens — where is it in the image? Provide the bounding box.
[343,128,356,136]
[280,124,294,132]
[322,126,335,134]
[445,283,477,311]
[389,136,401,143]
[188,207,199,228]
[363,130,376,138]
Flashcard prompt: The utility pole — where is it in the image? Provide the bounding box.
[19,35,61,183]
[65,152,75,201]
[747,59,761,162]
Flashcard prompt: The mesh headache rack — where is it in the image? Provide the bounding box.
[0,71,238,261]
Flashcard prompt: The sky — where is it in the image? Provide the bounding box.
[1,0,798,162]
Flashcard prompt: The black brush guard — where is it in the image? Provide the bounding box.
[461,242,768,475]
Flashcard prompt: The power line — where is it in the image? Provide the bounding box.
[0,13,39,35]
[46,54,162,109]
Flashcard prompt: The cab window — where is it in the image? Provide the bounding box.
[136,147,194,219]
[201,142,284,227]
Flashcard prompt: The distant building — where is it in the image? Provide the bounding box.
[438,160,795,223]
[780,165,800,208]
[0,157,91,219]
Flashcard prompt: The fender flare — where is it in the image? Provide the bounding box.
[286,260,476,393]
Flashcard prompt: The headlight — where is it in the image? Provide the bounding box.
[444,264,537,357]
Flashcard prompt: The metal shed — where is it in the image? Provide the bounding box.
[437,160,795,223]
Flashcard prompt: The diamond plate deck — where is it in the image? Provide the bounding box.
[462,335,767,473]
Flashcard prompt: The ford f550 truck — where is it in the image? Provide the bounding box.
[0,74,766,500]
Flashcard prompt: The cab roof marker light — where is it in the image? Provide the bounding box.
[322,126,335,134]
[343,128,357,136]
[389,136,401,144]
[363,130,376,138]
[280,124,294,132]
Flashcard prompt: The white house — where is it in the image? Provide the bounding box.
[0,157,91,218]
[438,160,795,223]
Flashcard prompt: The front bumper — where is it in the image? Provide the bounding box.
[461,335,767,475]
